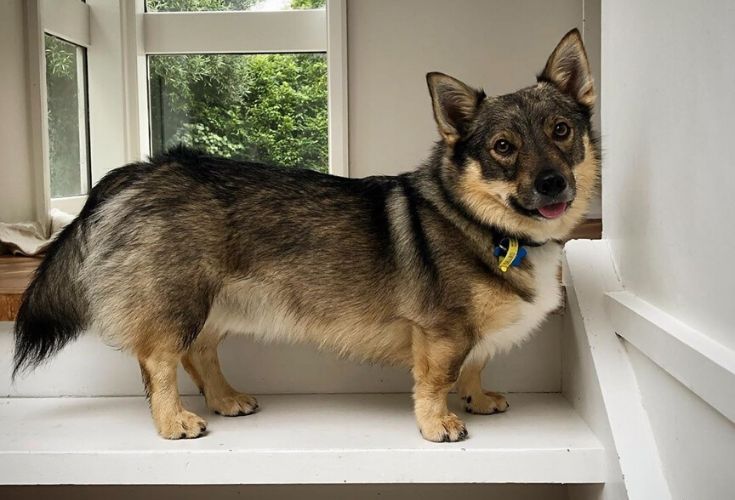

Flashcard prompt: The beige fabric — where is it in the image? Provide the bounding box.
[0,209,75,256]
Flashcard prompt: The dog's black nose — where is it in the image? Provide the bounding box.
[534,170,567,197]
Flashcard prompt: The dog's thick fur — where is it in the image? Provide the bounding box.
[14,30,599,442]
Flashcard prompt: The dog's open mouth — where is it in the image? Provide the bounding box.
[510,197,571,220]
[536,202,568,219]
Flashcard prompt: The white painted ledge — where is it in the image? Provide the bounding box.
[0,393,604,485]
[606,291,735,423]
[563,240,672,499]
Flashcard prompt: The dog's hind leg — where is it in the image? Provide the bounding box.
[182,327,258,417]
[138,346,208,439]
[456,355,509,415]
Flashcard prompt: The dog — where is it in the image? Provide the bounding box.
[14,29,598,442]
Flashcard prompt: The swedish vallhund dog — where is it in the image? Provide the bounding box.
[14,29,598,442]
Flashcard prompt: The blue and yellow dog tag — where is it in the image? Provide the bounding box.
[493,237,528,272]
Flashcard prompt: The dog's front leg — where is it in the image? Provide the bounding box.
[411,329,471,442]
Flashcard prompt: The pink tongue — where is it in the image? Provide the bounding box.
[538,202,568,219]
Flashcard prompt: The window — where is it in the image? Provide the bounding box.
[28,0,346,217]
[44,34,91,198]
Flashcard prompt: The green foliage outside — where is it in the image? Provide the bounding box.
[148,0,329,172]
[147,0,261,12]
[289,0,325,9]
[146,0,326,11]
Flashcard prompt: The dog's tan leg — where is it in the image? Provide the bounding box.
[182,330,258,417]
[139,349,207,439]
[411,329,471,442]
[457,356,509,415]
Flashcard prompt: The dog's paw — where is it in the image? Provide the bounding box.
[419,413,469,442]
[462,391,509,415]
[158,410,208,439]
[208,392,259,417]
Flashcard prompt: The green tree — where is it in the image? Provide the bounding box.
[147,0,325,10]
[146,0,260,12]
[150,52,328,172]
[290,0,326,8]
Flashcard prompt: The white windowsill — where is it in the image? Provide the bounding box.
[0,393,604,485]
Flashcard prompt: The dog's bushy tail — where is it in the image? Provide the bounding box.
[12,160,156,378]
[12,160,161,378]
[12,217,91,378]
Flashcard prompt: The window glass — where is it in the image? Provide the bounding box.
[148,53,328,172]
[45,34,90,198]
[146,0,326,13]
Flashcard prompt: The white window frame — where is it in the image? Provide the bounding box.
[27,0,92,216]
[28,0,349,222]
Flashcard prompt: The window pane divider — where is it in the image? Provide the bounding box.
[25,0,52,225]
[50,195,87,214]
[143,10,327,54]
[40,0,90,48]
[76,46,90,195]
[327,0,348,177]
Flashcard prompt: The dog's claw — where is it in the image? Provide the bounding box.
[208,393,259,417]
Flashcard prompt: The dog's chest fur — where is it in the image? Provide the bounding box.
[465,242,563,366]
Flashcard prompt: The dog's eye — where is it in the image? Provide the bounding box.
[493,139,515,156]
[553,122,571,140]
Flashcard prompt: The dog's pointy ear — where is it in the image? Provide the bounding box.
[539,28,595,108]
[426,72,485,144]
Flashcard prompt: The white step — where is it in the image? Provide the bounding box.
[0,393,604,485]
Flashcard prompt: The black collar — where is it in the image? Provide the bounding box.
[489,226,548,248]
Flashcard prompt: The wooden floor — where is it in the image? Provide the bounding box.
[0,256,40,321]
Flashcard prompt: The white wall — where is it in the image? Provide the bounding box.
[625,343,735,500]
[602,0,735,352]
[347,0,593,173]
[602,1,735,498]
[0,0,37,223]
